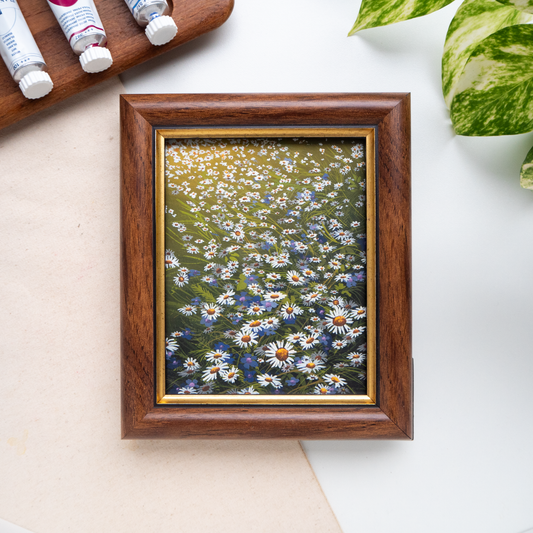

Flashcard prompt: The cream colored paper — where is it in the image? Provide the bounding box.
[0,78,341,533]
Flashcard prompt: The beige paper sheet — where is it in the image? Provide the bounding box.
[0,78,341,533]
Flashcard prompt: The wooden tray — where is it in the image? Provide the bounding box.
[0,0,234,130]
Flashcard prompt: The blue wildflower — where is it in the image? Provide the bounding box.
[286,376,299,387]
[240,354,258,370]
[244,370,257,382]
[215,341,230,351]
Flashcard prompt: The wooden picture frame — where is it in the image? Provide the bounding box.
[120,93,412,439]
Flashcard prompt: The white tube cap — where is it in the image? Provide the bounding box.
[19,71,53,99]
[80,47,113,73]
[145,16,177,46]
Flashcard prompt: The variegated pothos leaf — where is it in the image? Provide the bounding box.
[442,0,532,108]
[520,145,533,189]
[348,0,456,35]
[450,24,533,136]
[494,0,533,13]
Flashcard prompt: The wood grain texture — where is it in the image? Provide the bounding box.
[121,93,412,439]
[0,0,234,130]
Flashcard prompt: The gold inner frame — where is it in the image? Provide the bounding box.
[155,127,377,405]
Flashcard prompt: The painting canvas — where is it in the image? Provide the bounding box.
[162,135,371,399]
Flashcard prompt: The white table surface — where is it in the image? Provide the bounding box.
[121,1,533,532]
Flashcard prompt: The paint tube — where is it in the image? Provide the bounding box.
[47,0,112,73]
[0,0,53,99]
[123,0,177,46]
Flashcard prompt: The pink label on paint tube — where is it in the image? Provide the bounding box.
[48,0,78,6]
[47,0,106,47]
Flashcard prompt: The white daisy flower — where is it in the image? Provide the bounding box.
[248,283,264,295]
[178,386,197,395]
[324,306,355,334]
[178,367,197,378]
[257,374,283,389]
[241,319,264,334]
[335,273,351,282]
[264,292,287,303]
[230,229,245,241]
[296,356,326,374]
[302,292,322,305]
[220,366,240,383]
[299,335,320,350]
[286,270,305,286]
[211,264,226,276]
[237,386,259,395]
[216,290,236,306]
[198,383,214,393]
[262,316,280,330]
[313,384,334,395]
[205,349,231,363]
[178,305,196,316]
[183,357,200,371]
[353,307,367,320]
[350,326,366,337]
[286,332,305,344]
[347,352,366,367]
[202,362,229,382]
[200,303,222,320]
[327,296,345,308]
[301,268,318,280]
[279,302,304,319]
[223,329,239,339]
[165,250,180,269]
[247,303,266,315]
[165,338,179,354]
[234,331,259,348]
[174,274,189,287]
[264,340,296,368]
[331,339,348,349]
[324,374,347,388]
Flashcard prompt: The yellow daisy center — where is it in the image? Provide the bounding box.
[275,348,289,361]
[333,316,347,327]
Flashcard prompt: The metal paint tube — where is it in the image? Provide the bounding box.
[123,0,177,46]
[47,0,112,73]
[0,0,53,99]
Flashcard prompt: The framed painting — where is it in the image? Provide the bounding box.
[120,93,412,439]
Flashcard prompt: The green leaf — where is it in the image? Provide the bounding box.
[192,284,216,302]
[236,274,247,292]
[450,24,533,136]
[520,145,533,189]
[494,0,533,13]
[442,0,532,108]
[349,0,456,35]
